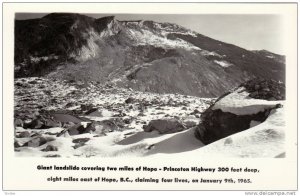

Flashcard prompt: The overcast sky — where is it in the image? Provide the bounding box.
[15,13,284,55]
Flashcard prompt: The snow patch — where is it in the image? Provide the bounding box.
[213,60,232,68]
[29,55,59,63]
[201,50,222,58]
[153,22,197,37]
[127,28,200,51]
[212,87,284,115]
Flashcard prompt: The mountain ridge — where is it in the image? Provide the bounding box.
[15,13,285,97]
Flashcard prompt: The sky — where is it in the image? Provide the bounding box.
[15,13,284,55]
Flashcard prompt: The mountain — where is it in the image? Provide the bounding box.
[252,49,285,64]
[15,13,285,97]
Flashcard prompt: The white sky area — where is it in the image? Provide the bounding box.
[15,13,284,55]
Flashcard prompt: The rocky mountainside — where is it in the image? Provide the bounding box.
[15,13,285,97]
[252,49,285,64]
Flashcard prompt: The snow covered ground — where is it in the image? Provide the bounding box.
[14,77,285,158]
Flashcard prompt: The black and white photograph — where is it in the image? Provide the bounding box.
[13,12,287,158]
[2,2,298,192]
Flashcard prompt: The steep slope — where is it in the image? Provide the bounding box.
[252,49,286,64]
[15,13,285,97]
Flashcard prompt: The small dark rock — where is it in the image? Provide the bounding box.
[50,98,58,104]
[42,144,58,152]
[224,137,233,145]
[85,108,99,115]
[26,119,43,129]
[28,80,38,84]
[80,104,94,112]
[65,102,76,108]
[125,97,135,104]
[44,154,61,158]
[123,117,133,124]
[190,109,201,115]
[72,138,90,144]
[14,140,22,148]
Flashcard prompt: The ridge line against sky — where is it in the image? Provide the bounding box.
[15,13,284,55]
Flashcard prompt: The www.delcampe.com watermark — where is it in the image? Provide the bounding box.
[245,191,297,196]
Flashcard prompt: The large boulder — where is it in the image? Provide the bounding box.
[195,79,285,144]
[143,118,186,134]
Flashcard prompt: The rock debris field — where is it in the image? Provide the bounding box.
[14,77,214,157]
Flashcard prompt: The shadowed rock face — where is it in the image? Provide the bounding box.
[195,108,273,144]
[195,79,285,144]
[15,13,285,98]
